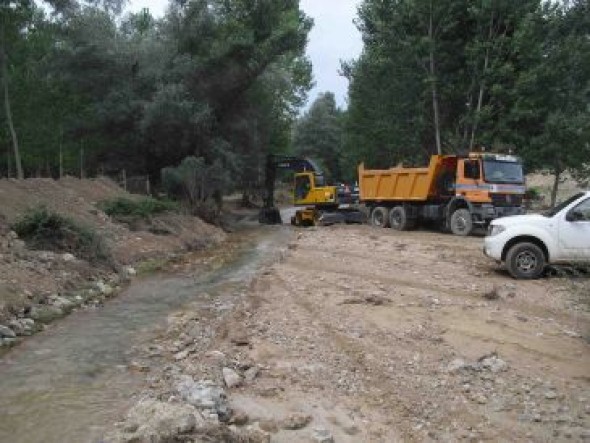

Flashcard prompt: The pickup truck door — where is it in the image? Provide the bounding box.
[558,197,590,260]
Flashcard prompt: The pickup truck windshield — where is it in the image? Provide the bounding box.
[483,160,524,184]
[544,192,585,217]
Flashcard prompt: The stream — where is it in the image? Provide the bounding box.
[0,225,288,443]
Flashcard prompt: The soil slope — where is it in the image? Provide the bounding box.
[0,177,225,326]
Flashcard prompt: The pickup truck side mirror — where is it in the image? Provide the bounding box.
[566,209,584,222]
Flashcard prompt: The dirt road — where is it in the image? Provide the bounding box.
[112,224,589,442]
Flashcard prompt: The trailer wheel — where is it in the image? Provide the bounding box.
[370,207,390,228]
[450,208,473,236]
[389,206,408,230]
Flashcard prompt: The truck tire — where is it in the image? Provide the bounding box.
[505,242,546,280]
[450,208,473,236]
[389,206,411,231]
[370,207,390,228]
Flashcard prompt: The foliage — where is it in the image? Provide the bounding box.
[98,197,178,219]
[12,207,110,264]
[161,156,230,223]
[0,0,313,199]
[292,92,344,182]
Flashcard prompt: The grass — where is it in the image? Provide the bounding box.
[12,207,111,265]
[98,197,178,220]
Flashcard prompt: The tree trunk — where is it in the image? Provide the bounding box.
[469,11,494,151]
[0,35,23,179]
[550,168,562,208]
[428,3,442,155]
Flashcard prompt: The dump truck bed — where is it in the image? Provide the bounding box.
[359,156,445,202]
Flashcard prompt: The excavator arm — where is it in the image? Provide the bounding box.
[259,154,322,224]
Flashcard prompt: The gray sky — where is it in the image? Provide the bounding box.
[127,0,363,109]
[300,0,363,109]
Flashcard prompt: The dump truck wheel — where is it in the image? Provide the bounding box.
[450,208,473,236]
[389,206,408,231]
[370,207,390,228]
[506,242,546,279]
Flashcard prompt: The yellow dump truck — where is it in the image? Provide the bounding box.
[359,152,525,235]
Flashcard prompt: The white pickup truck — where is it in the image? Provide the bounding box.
[484,191,590,279]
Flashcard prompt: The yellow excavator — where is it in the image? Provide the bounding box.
[258,154,364,226]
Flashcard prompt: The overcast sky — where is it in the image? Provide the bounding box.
[127,0,363,109]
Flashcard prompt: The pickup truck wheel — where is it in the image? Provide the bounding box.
[371,207,390,228]
[506,242,546,280]
[389,206,409,231]
[450,209,473,236]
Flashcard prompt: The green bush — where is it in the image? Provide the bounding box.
[98,197,178,219]
[525,186,543,201]
[12,207,111,264]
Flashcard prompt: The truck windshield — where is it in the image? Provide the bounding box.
[483,161,524,184]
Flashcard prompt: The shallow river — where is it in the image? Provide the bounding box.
[0,225,288,443]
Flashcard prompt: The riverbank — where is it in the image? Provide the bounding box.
[0,177,226,350]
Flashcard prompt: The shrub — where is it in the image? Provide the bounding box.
[12,207,111,264]
[98,197,178,219]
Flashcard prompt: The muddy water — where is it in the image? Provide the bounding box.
[0,225,289,443]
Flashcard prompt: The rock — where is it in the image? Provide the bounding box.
[176,376,229,419]
[0,324,16,338]
[222,367,243,388]
[29,305,63,324]
[483,287,500,300]
[479,354,508,373]
[312,428,335,443]
[125,266,137,277]
[96,281,114,296]
[446,358,467,373]
[229,327,250,346]
[7,319,25,335]
[230,410,249,426]
[545,390,558,400]
[107,399,201,443]
[244,366,259,382]
[258,419,279,433]
[51,296,76,311]
[128,361,150,373]
[281,413,312,430]
[61,253,76,262]
[473,393,488,404]
[343,424,360,435]
[174,350,189,361]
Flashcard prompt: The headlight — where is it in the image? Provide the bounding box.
[487,225,506,237]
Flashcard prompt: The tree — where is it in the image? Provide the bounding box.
[510,0,590,206]
[344,0,539,171]
[293,92,344,181]
[0,0,35,179]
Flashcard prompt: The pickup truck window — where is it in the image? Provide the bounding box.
[544,192,585,217]
[572,198,590,221]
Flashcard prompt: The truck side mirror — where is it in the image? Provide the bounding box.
[566,209,584,222]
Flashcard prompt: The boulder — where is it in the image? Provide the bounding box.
[107,399,202,443]
[222,367,243,388]
[29,305,63,324]
[0,324,16,338]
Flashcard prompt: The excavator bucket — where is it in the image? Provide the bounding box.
[259,207,282,224]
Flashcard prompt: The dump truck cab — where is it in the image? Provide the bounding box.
[451,153,525,228]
